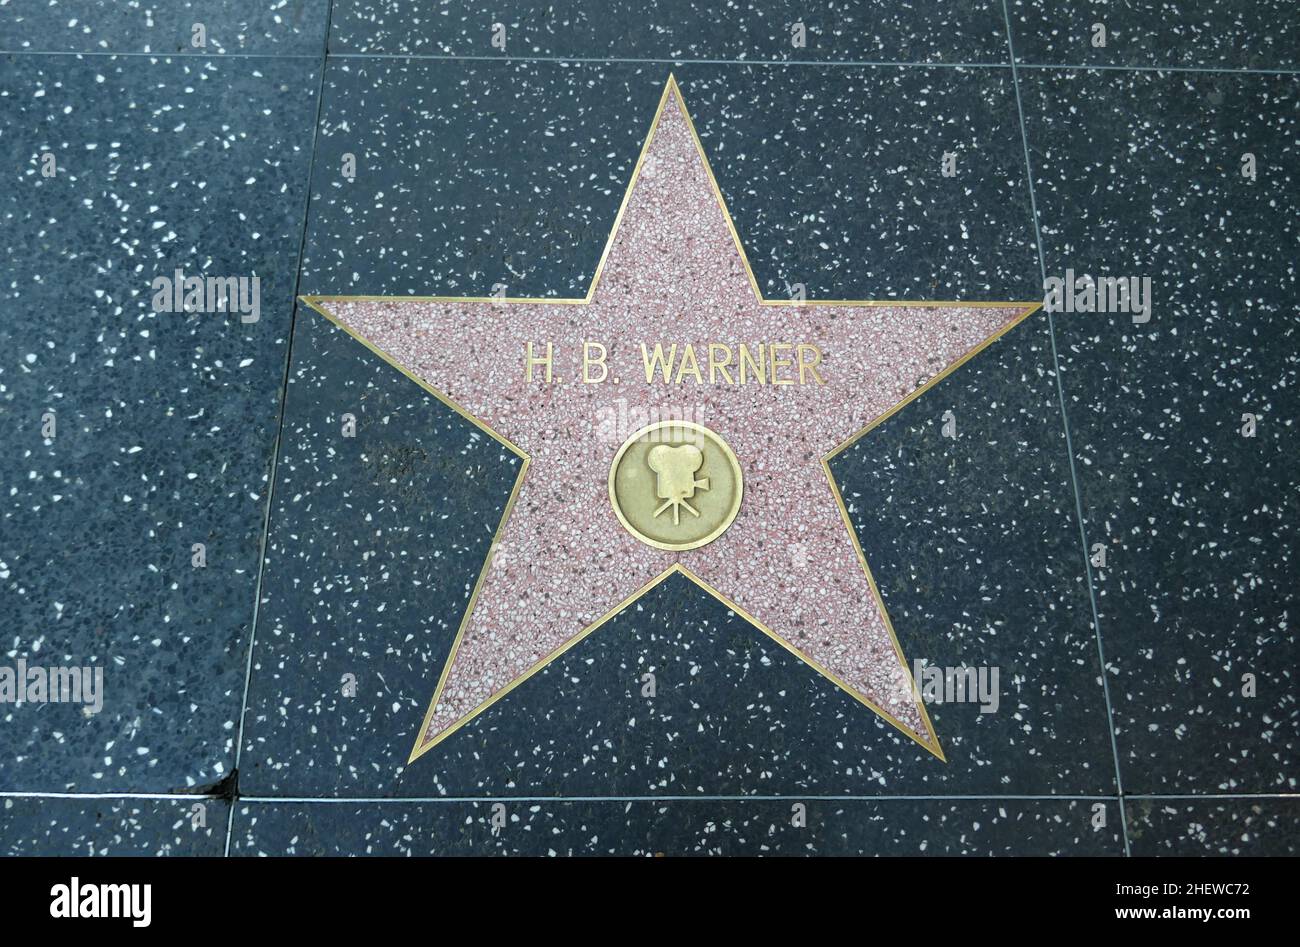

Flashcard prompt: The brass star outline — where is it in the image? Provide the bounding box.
[301,75,1042,766]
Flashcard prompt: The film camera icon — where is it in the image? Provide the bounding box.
[647,443,710,525]
[609,419,742,552]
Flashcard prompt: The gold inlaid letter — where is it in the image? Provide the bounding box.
[708,343,735,384]
[738,343,766,385]
[674,344,703,384]
[583,341,608,383]
[797,343,825,385]
[642,343,677,383]
[769,342,794,386]
[525,341,553,383]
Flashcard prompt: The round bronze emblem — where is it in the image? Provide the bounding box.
[608,420,743,552]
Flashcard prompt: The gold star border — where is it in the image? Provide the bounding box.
[300,75,1043,766]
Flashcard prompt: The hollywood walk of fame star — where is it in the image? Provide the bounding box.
[303,76,1039,765]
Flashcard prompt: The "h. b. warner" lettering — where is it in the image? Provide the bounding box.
[523,341,826,386]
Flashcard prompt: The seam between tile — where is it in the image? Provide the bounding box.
[1001,0,1132,857]
[235,793,1119,803]
[300,54,1300,77]
[0,49,321,59]
[8,49,1294,78]
[319,53,1013,68]
[6,790,1294,802]
[222,0,336,859]
[1128,793,1300,801]
[0,791,229,800]
[1014,61,1299,77]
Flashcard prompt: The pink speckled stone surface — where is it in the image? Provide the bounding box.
[315,84,1031,756]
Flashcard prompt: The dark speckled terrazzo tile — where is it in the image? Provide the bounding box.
[381,571,968,796]
[426,563,1103,795]
[675,66,1040,301]
[237,310,520,796]
[300,60,1039,302]
[1019,71,1299,793]
[1,0,330,55]
[1008,0,1299,71]
[263,57,1079,798]
[231,798,1122,855]
[1128,798,1300,855]
[0,55,319,791]
[328,1,1011,63]
[0,796,229,855]
[246,516,1107,797]
[298,60,665,298]
[831,313,1116,794]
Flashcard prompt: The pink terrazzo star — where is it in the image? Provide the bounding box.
[306,76,1036,763]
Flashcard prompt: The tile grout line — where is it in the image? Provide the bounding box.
[4,790,1294,802]
[1,791,233,801]
[221,0,336,859]
[319,52,1012,68]
[3,48,1297,77]
[0,792,1122,803]
[1014,61,1300,77]
[0,48,320,59]
[237,794,1121,804]
[227,792,1300,804]
[1000,0,1132,858]
[330,55,1300,77]
[0,49,1004,68]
